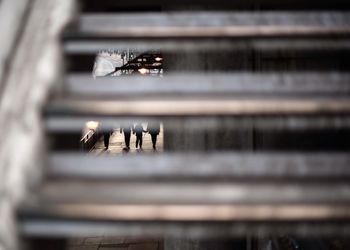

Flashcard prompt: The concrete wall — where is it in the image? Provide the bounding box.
[0,1,75,249]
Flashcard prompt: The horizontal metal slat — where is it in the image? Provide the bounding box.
[63,12,350,56]
[65,47,350,74]
[36,180,350,204]
[18,180,350,235]
[65,73,350,97]
[21,203,350,221]
[76,12,350,38]
[64,39,350,55]
[46,97,350,117]
[45,116,350,133]
[19,217,350,238]
[80,0,350,11]
[49,153,350,180]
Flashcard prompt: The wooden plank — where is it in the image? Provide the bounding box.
[65,73,350,97]
[49,152,350,180]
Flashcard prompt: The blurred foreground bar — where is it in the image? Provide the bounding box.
[48,153,350,180]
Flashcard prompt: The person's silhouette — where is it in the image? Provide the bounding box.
[120,124,132,149]
[103,130,113,150]
[147,122,161,150]
[133,123,146,149]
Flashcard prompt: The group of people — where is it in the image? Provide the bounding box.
[103,122,161,151]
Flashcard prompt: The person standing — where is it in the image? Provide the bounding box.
[133,123,146,149]
[147,122,161,150]
[120,124,132,149]
[103,129,113,150]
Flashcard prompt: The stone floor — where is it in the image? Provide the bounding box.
[68,236,162,250]
[91,124,164,155]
